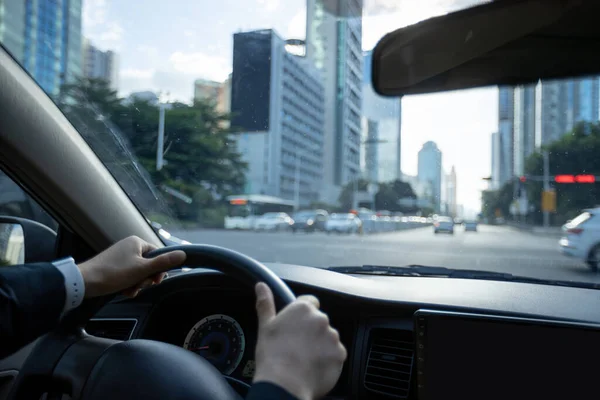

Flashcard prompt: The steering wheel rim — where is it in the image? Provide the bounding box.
[8,244,296,400]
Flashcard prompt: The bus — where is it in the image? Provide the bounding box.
[224,194,296,230]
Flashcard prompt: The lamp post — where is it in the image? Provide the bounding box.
[156,103,166,171]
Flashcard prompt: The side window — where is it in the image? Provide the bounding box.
[0,170,58,265]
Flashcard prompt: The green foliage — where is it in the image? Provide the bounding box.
[524,121,600,224]
[338,179,418,212]
[483,121,600,225]
[57,77,247,225]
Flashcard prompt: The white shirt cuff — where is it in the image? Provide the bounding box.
[52,257,85,317]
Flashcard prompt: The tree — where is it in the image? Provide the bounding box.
[374,180,417,212]
[337,179,418,212]
[58,78,247,226]
[525,121,600,224]
[337,179,370,211]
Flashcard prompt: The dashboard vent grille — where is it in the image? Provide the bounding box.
[85,319,137,341]
[364,328,414,398]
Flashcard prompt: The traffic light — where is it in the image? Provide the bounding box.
[555,175,575,183]
[576,174,595,183]
[519,176,526,183]
[554,175,596,183]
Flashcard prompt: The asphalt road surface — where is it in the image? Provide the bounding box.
[172,224,600,285]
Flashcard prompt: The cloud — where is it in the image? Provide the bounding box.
[287,7,306,39]
[121,68,155,79]
[169,51,232,82]
[82,0,107,30]
[257,0,280,12]
[99,22,124,45]
[118,51,231,103]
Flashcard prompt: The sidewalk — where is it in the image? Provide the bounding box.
[506,222,563,237]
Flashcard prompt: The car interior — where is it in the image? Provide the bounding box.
[2,0,600,399]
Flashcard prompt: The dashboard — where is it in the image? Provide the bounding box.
[86,263,600,400]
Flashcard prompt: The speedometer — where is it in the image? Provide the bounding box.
[183,314,246,375]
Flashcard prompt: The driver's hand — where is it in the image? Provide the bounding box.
[77,236,186,298]
[253,282,347,400]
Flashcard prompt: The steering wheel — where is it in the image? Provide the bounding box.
[7,245,296,400]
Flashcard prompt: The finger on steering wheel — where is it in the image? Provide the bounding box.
[297,294,320,309]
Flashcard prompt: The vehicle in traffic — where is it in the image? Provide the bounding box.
[560,208,600,271]
[291,209,329,233]
[224,195,295,230]
[464,220,478,232]
[253,212,294,232]
[434,216,455,234]
[325,213,362,234]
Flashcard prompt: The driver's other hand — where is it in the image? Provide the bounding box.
[253,282,347,400]
[77,236,186,298]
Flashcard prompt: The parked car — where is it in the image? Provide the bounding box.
[434,216,455,234]
[325,213,362,234]
[560,208,600,271]
[253,212,293,232]
[464,220,478,232]
[291,209,328,233]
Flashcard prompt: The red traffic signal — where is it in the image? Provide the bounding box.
[576,174,595,183]
[519,176,527,182]
[554,174,596,183]
[555,175,575,183]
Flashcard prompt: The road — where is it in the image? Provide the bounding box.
[172,224,600,284]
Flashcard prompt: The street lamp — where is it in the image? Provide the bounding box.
[156,92,171,171]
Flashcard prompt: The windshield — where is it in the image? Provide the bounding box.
[4,0,600,288]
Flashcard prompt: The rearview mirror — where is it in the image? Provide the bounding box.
[372,0,600,96]
[0,216,56,264]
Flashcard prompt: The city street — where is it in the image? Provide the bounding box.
[172,225,600,285]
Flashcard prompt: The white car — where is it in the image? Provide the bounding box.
[434,217,455,234]
[325,213,362,234]
[560,208,600,270]
[253,212,293,232]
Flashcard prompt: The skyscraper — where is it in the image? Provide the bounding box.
[362,50,401,183]
[418,141,442,212]
[491,132,500,189]
[83,39,118,90]
[0,0,83,97]
[230,29,325,206]
[306,0,363,203]
[360,117,378,183]
[498,87,514,185]
[513,84,536,176]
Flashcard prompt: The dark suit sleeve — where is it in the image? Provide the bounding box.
[246,382,299,400]
[0,263,65,358]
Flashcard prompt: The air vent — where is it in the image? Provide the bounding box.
[85,318,137,341]
[364,328,414,398]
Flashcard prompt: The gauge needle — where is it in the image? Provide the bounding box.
[190,346,210,351]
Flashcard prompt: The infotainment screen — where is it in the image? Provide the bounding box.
[414,310,600,400]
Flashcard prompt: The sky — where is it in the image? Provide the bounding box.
[82,0,495,213]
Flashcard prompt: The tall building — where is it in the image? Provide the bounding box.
[362,50,401,183]
[445,166,457,217]
[83,39,118,90]
[417,141,442,212]
[360,117,378,183]
[194,76,231,114]
[491,132,501,189]
[230,29,325,206]
[306,0,363,203]
[513,84,537,176]
[539,77,599,145]
[0,0,83,97]
[498,87,514,185]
